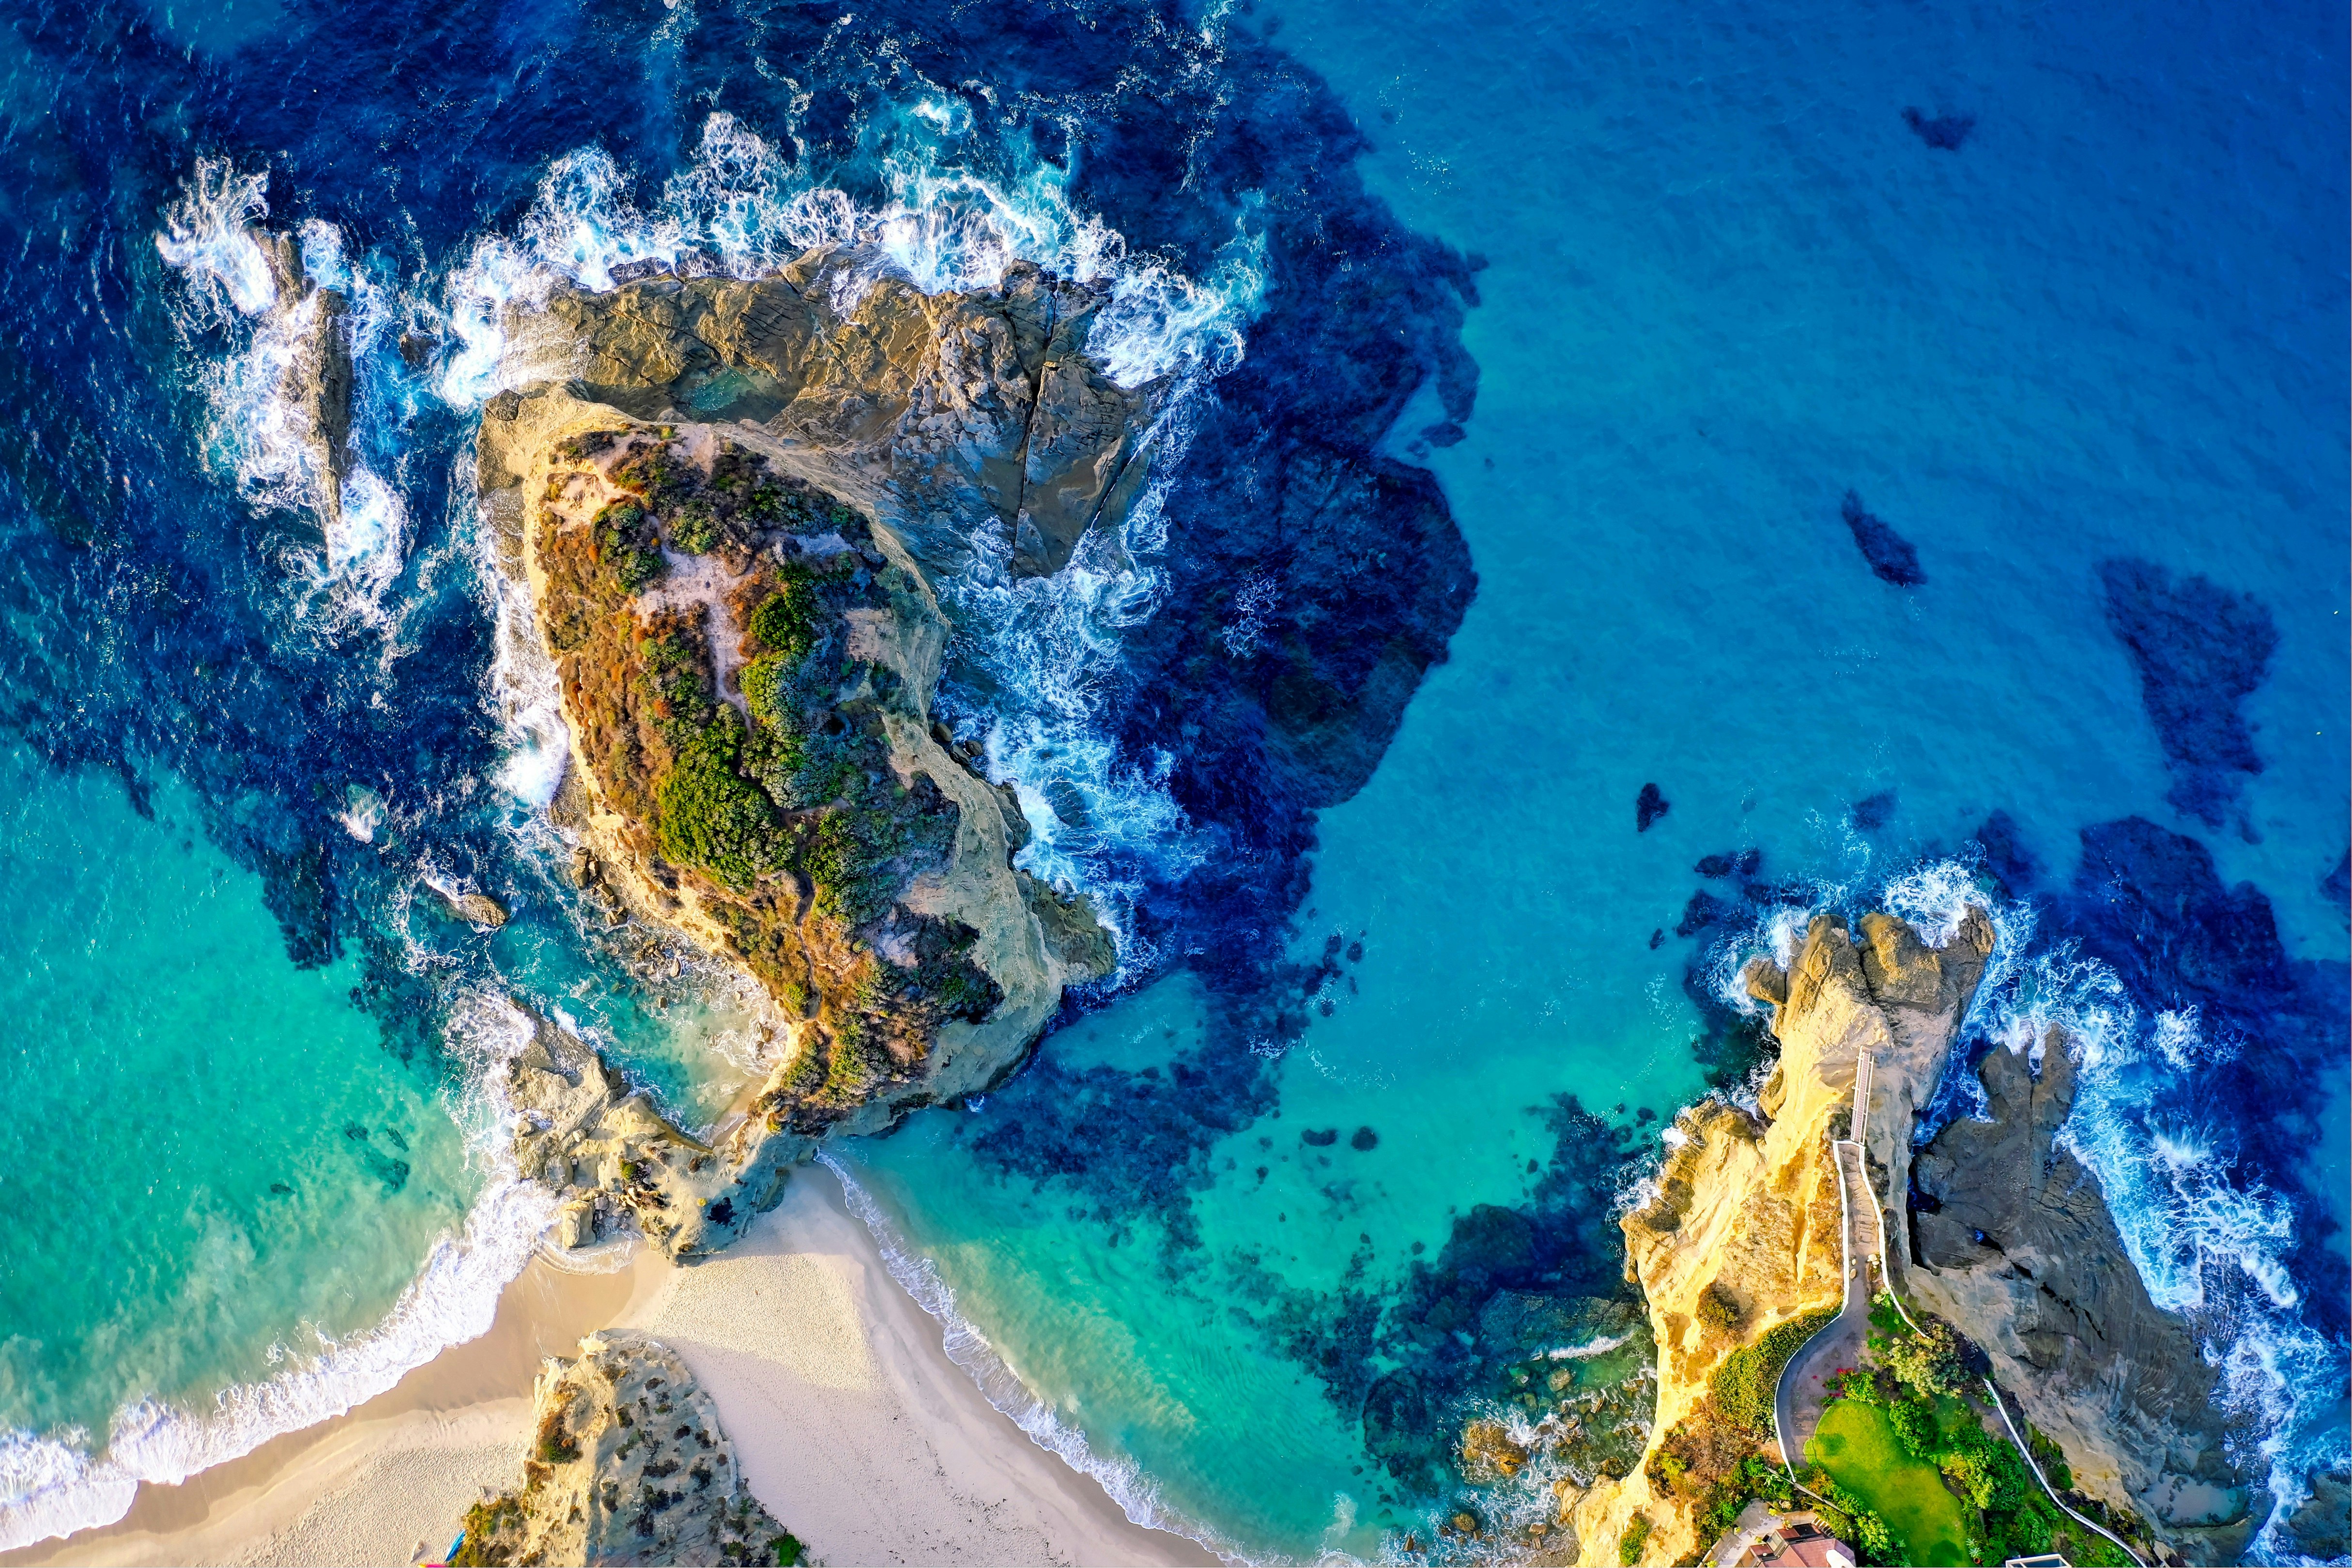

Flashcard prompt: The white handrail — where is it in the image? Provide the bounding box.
[1849,1050,1922,1336]
[1982,1377,2148,1568]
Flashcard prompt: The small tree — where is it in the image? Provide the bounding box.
[1880,1318,1966,1398]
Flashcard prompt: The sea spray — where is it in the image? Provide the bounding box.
[156,163,429,638]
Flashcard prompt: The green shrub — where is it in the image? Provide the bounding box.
[1697,1282,1744,1335]
[748,568,822,661]
[2028,1425,2074,1491]
[1712,1307,1836,1437]
[669,499,722,554]
[1616,1512,1651,1566]
[654,712,783,890]
[1880,1318,1966,1398]
[741,655,796,732]
[768,1530,805,1566]
[1887,1396,1939,1460]
[591,499,662,592]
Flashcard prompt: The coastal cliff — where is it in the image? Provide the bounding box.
[475,248,1141,1256]
[452,1332,800,1567]
[1566,909,2245,1567]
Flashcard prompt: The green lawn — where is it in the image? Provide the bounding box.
[1807,1400,1971,1567]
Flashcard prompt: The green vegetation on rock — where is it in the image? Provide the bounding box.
[536,434,1003,1136]
[1615,1511,1651,1566]
[1711,1306,1834,1437]
[655,712,784,891]
[591,499,663,593]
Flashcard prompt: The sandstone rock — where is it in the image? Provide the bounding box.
[531,253,1163,578]
[1572,903,2238,1567]
[1460,1419,1532,1484]
[451,1332,797,1567]
[507,1010,809,1261]
[473,249,1164,1246]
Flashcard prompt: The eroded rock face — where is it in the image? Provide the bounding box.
[257,230,354,525]
[453,1332,796,1567]
[1568,907,2244,1566]
[507,1011,806,1260]
[1911,1033,2248,1552]
[526,252,1161,578]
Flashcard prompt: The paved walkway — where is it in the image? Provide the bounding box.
[1772,1138,1878,1464]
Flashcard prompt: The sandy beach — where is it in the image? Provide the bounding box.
[5,1171,1218,1568]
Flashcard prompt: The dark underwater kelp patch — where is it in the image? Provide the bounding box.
[2097,557,2278,830]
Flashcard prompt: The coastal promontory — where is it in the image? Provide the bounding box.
[474,247,1151,1256]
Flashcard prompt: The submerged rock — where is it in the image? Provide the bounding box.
[451,1332,799,1567]
[2097,558,2277,828]
[1838,490,1926,586]
[433,885,509,929]
[1903,107,1977,150]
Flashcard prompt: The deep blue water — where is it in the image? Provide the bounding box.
[0,0,2343,1557]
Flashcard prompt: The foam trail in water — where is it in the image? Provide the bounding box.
[0,994,554,1552]
[1709,858,2349,1559]
[946,466,1210,965]
[155,162,414,627]
[821,1153,1254,1566]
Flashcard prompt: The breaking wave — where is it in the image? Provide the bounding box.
[156,164,419,628]
[823,1153,1246,1564]
[0,995,555,1553]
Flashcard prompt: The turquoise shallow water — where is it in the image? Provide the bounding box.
[0,0,2342,1556]
[0,747,475,1442]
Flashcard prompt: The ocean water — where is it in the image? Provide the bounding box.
[0,0,2342,1559]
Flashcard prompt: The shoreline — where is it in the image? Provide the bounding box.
[5,1171,1218,1568]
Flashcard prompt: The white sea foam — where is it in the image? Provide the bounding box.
[0,993,554,1553]
[821,1154,1249,1565]
[154,159,277,319]
[434,106,1262,407]
[156,162,415,628]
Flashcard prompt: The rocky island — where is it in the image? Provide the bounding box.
[474,246,1147,1258]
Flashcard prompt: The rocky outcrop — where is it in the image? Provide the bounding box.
[524,253,1163,578]
[1911,1031,2249,1553]
[477,249,1133,1257]
[506,1011,806,1260]
[1568,908,2243,1566]
[257,230,354,524]
[1568,913,1970,1564]
[452,1332,799,1567]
